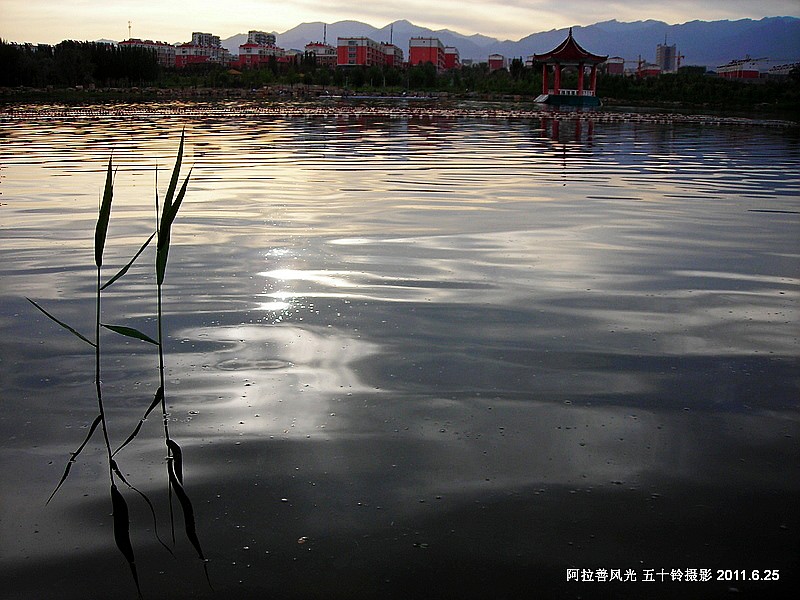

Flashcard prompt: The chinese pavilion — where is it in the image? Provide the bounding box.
[533,28,607,106]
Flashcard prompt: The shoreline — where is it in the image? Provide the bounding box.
[1,87,797,127]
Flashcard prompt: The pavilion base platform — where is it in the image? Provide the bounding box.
[534,94,602,107]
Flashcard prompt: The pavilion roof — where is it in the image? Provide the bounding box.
[533,28,607,64]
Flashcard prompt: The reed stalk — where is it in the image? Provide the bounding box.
[95,158,143,598]
[29,134,208,596]
[152,132,209,578]
[30,157,142,596]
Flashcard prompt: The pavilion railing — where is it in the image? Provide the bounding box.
[547,89,595,96]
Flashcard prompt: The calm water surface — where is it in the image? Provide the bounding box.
[1,102,798,599]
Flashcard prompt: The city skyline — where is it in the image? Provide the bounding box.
[1,0,799,46]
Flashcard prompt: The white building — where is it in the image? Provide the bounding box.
[248,31,277,46]
[119,39,176,68]
[191,32,221,48]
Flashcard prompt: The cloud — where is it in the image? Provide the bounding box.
[0,0,797,44]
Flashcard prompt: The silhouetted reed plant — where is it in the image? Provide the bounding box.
[27,131,207,597]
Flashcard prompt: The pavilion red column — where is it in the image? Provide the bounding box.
[554,64,561,94]
[577,62,585,95]
[590,64,598,95]
[542,64,548,94]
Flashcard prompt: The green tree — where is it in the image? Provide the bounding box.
[510,58,524,80]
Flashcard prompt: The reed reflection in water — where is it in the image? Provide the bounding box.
[0,103,798,599]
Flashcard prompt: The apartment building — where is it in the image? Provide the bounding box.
[488,54,507,72]
[656,43,678,74]
[338,37,384,66]
[176,32,231,68]
[164,27,456,73]
[305,42,338,68]
[381,43,404,67]
[248,30,276,46]
[238,42,286,68]
[118,39,176,68]
[191,32,220,48]
[602,56,623,75]
[444,47,460,70]
[238,30,286,68]
[409,37,445,71]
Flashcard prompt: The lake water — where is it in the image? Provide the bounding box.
[1,101,798,599]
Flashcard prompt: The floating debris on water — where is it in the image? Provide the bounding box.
[0,103,794,128]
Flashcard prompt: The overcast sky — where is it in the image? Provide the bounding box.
[1,0,798,45]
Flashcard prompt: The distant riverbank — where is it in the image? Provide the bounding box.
[2,85,798,124]
[0,96,796,129]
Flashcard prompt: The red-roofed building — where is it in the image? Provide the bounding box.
[237,42,286,69]
[409,38,446,72]
[382,43,404,67]
[305,42,337,68]
[637,63,662,78]
[336,37,403,68]
[488,54,506,72]
[175,32,231,68]
[444,47,460,70]
[605,56,625,75]
[175,44,212,68]
[338,37,385,67]
[716,57,764,79]
[236,29,286,69]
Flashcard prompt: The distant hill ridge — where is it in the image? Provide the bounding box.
[220,16,800,68]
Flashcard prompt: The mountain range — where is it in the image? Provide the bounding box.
[220,17,800,68]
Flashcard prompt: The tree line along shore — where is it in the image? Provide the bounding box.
[2,40,798,114]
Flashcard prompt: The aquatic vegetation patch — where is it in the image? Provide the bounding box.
[27,132,208,597]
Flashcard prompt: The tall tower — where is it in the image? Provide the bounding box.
[656,42,677,73]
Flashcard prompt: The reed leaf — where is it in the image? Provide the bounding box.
[101,231,156,291]
[166,438,184,485]
[167,459,206,561]
[155,242,169,287]
[165,170,191,231]
[110,483,142,598]
[27,298,96,348]
[94,158,114,268]
[162,130,185,219]
[101,324,159,345]
[156,131,190,286]
[113,387,164,457]
[111,460,173,555]
[46,413,102,504]
[156,170,191,285]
